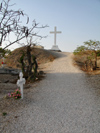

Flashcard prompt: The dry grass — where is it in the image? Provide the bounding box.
[73,51,100,74]
[0,47,57,68]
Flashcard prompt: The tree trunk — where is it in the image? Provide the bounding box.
[20,53,25,73]
[26,46,32,76]
[94,51,97,69]
[32,55,38,73]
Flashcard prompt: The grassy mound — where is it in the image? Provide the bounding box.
[0,47,57,68]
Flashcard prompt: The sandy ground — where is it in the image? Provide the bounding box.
[0,52,100,133]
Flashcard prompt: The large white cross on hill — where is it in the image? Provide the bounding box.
[50,26,62,46]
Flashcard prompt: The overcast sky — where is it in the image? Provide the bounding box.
[3,0,100,52]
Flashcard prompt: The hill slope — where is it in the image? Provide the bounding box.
[0,47,60,68]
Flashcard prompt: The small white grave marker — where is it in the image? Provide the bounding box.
[17,72,25,99]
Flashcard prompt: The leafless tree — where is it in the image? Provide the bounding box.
[0,0,48,50]
[0,0,48,80]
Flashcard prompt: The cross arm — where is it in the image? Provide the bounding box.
[50,32,54,33]
[57,31,62,33]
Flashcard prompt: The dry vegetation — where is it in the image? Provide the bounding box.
[73,50,100,74]
[0,47,56,68]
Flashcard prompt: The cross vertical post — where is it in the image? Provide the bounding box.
[50,26,62,46]
[17,72,25,99]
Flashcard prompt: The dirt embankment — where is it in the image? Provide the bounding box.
[73,51,100,75]
[0,47,59,68]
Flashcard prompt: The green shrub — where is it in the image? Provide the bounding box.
[97,50,100,56]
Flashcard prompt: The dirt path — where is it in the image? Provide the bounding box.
[1,52,100,133]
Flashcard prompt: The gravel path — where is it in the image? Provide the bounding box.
[1,52,100,133]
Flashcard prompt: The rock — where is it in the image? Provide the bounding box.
[0,68,21,75]
[4,80,9,83]
[38,71,44,75]
[9,79,17,84]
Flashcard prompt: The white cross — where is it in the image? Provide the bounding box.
[17,72,26,99]
[50,26,62,46]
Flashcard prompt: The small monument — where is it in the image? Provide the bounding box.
[17,72,26,99]
[50,26,62,51]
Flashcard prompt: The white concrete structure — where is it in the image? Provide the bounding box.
[50,26,61,51]
[17,72,26,99]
